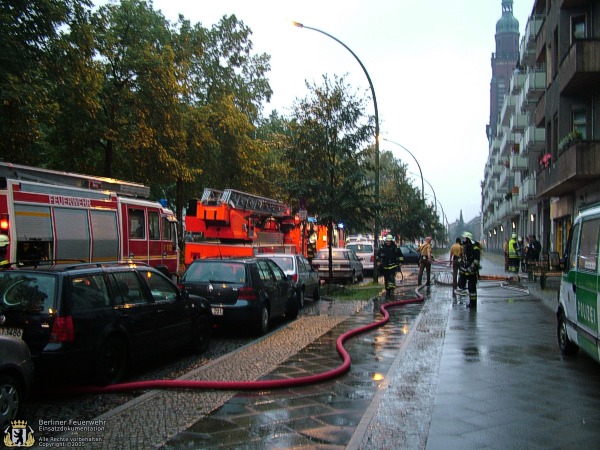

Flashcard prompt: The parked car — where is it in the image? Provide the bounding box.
[345,241,375,274]
[313,248,364,283]
[0,335,34,429]
[0,262,212,385]
[400,245,421,264]
[180,257,298,336]
[256,253,320,308]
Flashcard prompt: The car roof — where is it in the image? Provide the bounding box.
[4,261,154,275]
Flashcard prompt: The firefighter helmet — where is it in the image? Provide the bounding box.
[0,235,9,247]
[462,231,474,242]
[385,234,394,242]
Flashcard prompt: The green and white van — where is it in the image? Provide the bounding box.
[557,205,600,361]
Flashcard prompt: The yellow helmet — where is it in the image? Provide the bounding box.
[0,234,9,248]
[462,231,474,242]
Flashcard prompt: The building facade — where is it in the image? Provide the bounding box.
[482,0,600,258]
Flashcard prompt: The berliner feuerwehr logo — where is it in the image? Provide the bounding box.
[3,420,35,447]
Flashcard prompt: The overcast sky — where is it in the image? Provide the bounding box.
[102,0,534,226]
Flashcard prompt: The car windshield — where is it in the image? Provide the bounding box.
[317,251,348,260]
[0,272,58,313]
[269,257,294,272]
[347,243,373,253]
[182,261,246,284]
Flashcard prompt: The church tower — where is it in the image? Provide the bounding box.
[488,0,520,140]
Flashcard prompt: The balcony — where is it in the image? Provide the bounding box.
[498,166,513,191]
[520,176,536,201]
[559,39,600,95]
[510,154,528,171]
[491,164,503,179]
[521,125,545,155]
[510,113,528,133]
[500,95,517,126]
[499,131,519,158]
[520,15,544,67]
[510,72,526,95]
[519,70,546,113]
[537,140,600,197]
[490,137,501,156]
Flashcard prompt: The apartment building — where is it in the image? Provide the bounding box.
[482,0,600,258]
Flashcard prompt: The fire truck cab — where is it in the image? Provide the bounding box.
[0,162,179,276]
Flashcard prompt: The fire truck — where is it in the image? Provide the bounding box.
[184,188,309,264]
[0,162,179,275]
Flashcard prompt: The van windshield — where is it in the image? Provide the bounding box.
[0,273,58,313]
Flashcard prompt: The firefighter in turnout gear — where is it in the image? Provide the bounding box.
[455,231,480,309]
[0,235,9,268]
[377,234,402,295]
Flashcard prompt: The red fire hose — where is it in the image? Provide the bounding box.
[69,292,424,394]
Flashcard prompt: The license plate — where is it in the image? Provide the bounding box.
[211,307,224,316]
[0,327,23,339]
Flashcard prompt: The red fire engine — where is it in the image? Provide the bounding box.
[0,162,179,275]
[185,188,308,263]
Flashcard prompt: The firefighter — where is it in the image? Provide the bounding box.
[417,236,434,286]
[455,231,481,309]
[0,235,9,268]
[377,234,402,295]
[307,230,317,264]
[507,232,519,273]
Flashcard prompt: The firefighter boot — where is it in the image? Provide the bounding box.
[467,293,477,309]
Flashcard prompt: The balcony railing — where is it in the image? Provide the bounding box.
[537,140,600,197]
[510,154,528,171]
[510,113,528,133]
[521,125,545,155]
[510,72,526,95]
[520,176,536,201]
[500,95,517,127]
[559,39,600,95]
[519,70,546,113]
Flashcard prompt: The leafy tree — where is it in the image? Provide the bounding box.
[285,75,373,281]
[0,0,82,163]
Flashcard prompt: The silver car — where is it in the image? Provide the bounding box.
[345,241,375,273]
[0,335,34,430]
[256,253,320,307]
[314,248,364,283]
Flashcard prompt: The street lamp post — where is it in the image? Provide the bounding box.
[293,21,380,283]
[382,138,425,203]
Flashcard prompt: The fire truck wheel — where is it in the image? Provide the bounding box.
[190,315,211,355]
[95,337,128,386]
[255,305,270,336]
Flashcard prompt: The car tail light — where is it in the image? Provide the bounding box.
[370,255,374,262]
[49,316,75,343]
[237,286,258,301]
[292,274,298,283]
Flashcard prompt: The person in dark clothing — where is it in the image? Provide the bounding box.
[455,231,481,309]
[377,234,402,295]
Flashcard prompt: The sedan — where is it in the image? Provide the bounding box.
[256,253,320,308]
[313,248,364,283]
[0,335,34,430]
[180,257,298,336]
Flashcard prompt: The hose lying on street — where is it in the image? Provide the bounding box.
[68,289,425,394]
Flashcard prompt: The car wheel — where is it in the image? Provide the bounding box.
[95,337,128,386]
[298,289,305,309]
[255,304,270,336]
[0,375,23,430]
[287,293,299,320]
[313,283,320,301]
[557,312,578,356]
[190,314,211,355]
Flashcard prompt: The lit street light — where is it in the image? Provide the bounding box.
[293,21,381,283]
